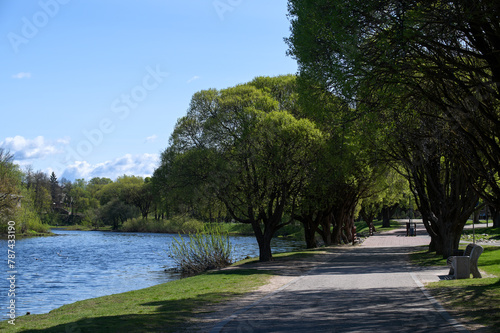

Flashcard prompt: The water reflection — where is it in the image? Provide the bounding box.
[0,229,303,319]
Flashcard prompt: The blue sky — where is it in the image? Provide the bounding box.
[1,0,297,181]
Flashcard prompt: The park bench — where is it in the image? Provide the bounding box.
[447,243,483,279]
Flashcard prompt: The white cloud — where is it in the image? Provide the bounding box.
[12,72,31,79]
[61,153,160,181]
[0,135,63,160]
[1,136,161,181]
[187,75,200,84]
[144,135,158,143]
[57,137,71,145]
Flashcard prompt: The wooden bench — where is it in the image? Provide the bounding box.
[447,243,483,279]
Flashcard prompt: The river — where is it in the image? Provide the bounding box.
[0,229,303,320]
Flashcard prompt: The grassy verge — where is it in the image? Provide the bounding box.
[48,225,114,232]
[0,269,273,332]
[120,216,204,234]
[0,230,54,239]
[0,249,323,332]
[411,245,500,331]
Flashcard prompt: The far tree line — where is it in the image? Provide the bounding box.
[0,156,168,232]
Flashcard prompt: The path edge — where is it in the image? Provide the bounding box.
[410,272,470,333]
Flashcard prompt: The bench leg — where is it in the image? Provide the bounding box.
[471,263,482,278]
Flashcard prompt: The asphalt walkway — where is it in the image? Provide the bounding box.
[210,222,469,333]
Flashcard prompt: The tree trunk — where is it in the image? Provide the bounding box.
[420,205,472,259]
[257,236,273,262]
[382,204,398,228]
[250,218,276,262]
[301,216,319,248]
[360,208,376,234]
[490,205,500,228]
[382,206,391,228]
[320,216,333,246]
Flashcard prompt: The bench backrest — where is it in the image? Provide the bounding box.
[464,243,475,257]
[469,244,484,263]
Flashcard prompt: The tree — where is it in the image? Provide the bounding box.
[359,168,410,230]
[98,175,152,219]
[24,171,52,220]
[99,199,140,230]
[87,177,113,199]
[0,149,21,216]
[68,179,91,215]
[49,172,62,208]
[289,74,386,247]
[383,105,480,258]
[155,77,324,261]
[287,0,500,219]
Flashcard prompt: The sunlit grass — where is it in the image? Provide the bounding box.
[0,269,272,332]
[412,245,500,331]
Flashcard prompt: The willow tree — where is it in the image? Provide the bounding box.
[287,0,500,224]
[155,78,324,261]
[289,74,385,247]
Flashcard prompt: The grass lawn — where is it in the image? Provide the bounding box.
[461,226,500,242]
[412,245,500,331]
[0,269,273,332]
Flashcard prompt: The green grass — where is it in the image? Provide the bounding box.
[409,247,448,267]
[461,227,500,242]
[427,278,500,331]
[0,249,328,332]
[48,225,114,232]
[120,216,205,234]
[0,269,273,333]
[229,248,327,266]
[411,245,500,275]
[412,245,500,331]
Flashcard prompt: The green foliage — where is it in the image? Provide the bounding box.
[170,224,233,275]
[223,222,255,236]
[155,76,325,261]
[82,207,102,230]
[287,0,500,230]
[0,148,21,216]
[120,216,203,234]
[0,187,51,235]
[99,199,140,230]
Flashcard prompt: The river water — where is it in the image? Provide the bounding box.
[0,229,303,320]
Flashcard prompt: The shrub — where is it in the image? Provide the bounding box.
[170,224,233,275]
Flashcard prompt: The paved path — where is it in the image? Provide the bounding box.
[210,222,468,333]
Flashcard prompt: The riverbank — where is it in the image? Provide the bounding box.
[2,233,499,331]
[0,250,324,332]
[0,230,53,239]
